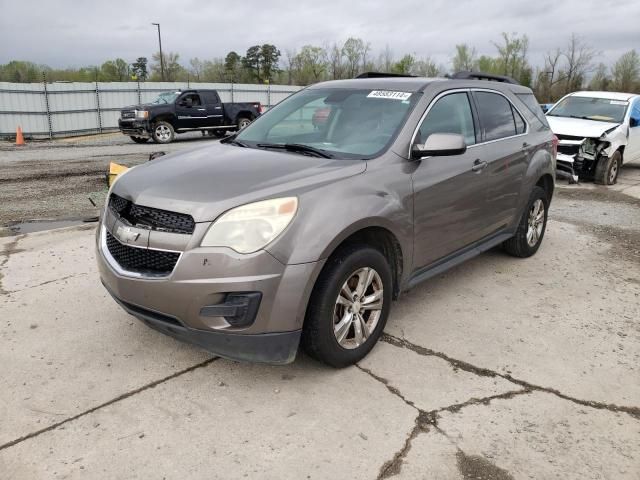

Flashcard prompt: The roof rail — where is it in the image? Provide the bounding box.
[355,72,416,79]
[449,71,520,85]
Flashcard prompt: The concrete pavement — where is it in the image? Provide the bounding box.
[1,188,639,479]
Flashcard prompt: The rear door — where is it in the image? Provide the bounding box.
[411,90,490,269]
[471,90,528,233]
[201,91,225,127]
[175,92,207,128]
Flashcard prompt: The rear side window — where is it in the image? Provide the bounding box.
[417,92,476,146]
[516,92,550,127]
[201,91,220,104]
[474,91,517,141]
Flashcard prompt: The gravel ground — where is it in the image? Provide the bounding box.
[0,132,217,228]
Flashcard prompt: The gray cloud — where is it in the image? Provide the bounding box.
[1,0,638,70]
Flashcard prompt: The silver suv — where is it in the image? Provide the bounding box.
[97,74,555,367]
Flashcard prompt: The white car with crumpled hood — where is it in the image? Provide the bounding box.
[546,91,640,184]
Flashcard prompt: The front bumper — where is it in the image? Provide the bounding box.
[118,118,151,137]
[97,222,323,364]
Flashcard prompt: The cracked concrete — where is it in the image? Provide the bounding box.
[1,173,639,478]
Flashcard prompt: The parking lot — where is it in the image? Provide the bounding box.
[1,135,639,479]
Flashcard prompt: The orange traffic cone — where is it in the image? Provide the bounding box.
[15,126,25,146]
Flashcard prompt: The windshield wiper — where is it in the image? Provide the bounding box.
[221,135,248,147]
[256,143,333,158]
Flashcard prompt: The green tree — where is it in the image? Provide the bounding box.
[131,57,148,81]
[292,45,327,85]
[392,54,415,75]
[589,63,611,91]
[612,50,640,92]
[243,46,262,81]
[342,37,366,78]
[452,44,476,72]
[260,44,281,82]
[151,51,184,82]
[224,51,242,80]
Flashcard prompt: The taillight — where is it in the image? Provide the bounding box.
[258,103,263,114]
[551,134,558,159]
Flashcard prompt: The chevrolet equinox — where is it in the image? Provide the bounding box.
[97,73,555,367]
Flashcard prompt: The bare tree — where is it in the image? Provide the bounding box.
[560,34,596,94]
[589,63,611,91]
[379,44,394,72]
[327,43,344,79]
[342,37,366,78]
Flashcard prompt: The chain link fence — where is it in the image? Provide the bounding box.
[0,75,302,139]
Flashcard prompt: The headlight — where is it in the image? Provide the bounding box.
[135,110,148,119]
[201,197,298,253]
[580,138,596,155]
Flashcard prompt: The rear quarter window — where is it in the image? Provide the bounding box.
[516,93,550,127]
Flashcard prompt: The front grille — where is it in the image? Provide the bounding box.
[108,194,195,234]
[556,134,585,142]
[106,231,179,275]
[558,144,579,156]
[121,110,135,119]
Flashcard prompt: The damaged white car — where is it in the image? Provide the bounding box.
[546,91,640,184]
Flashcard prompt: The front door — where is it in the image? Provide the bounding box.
[175,92,207,129]
[626,98,640,162]
[411,91,490,270]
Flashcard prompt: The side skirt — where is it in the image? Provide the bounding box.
[405,231,513,291]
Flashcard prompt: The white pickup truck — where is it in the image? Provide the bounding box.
[546,91,640,184]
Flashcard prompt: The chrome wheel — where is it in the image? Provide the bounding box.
[526,199,545,247]
[238,118,251,129]
[155,124,172,141]
[333,267,383,349]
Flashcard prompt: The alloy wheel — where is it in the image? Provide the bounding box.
[155,124,171,141]
[526,199,545,247]
[333,267,383,349]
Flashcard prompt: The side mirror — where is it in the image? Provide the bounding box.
[630,116,640,128]
[411,133,467,159]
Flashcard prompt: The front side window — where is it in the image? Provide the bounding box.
[547,96,628,123]
[181,93,201,106]
[474,91,518,142]
[235,88,420,159]
[416,92,476,146]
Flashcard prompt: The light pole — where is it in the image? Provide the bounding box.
[151,22,165,81]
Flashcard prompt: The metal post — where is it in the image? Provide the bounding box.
[42,72,53,139]
[152,23,165,81]
[267,82,271,108]
[136,78,142,104]
[95,80,103,133]
[230,81,234,103]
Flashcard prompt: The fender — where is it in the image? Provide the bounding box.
[513,145,554,230]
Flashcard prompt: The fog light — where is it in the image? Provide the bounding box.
[199,292,262,327]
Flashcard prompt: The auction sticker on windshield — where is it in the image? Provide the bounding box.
[367,90,412,101]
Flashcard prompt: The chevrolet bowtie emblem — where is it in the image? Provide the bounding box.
[116,225,141,243]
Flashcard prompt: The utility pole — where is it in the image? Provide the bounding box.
[152,22,165,81]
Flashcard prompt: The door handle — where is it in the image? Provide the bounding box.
[522,142,531,151]
[197,108,206,111]
[214,106,222,110]
[471,159,488,172]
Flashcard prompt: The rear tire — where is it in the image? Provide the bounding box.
[594,150,621,185]
[151,121,175,144]
[237,117,252,130]
[302,245,392,368]
[130,136,149,144]
[502,186,548,258]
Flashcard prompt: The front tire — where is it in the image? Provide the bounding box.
[503,186,548,258]
[302,245,392,368]
[151,121,175,144]
[130,136,149,144]
[594,150,621,185]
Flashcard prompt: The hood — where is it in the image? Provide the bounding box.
[112,143,366,222]
[121,103,159,111]
[546,115,619,139]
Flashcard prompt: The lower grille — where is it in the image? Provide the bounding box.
[106,231,179,275]
[558,145,579,156]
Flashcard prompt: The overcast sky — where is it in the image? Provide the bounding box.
[1,0,638,70]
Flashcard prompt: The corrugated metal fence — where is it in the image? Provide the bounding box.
[0,80,302,139]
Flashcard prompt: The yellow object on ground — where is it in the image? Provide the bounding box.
[107,162,129,187]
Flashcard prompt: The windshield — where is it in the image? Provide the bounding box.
[151,91,180,105]
[234,88,420,159]
[547,96,628,123]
